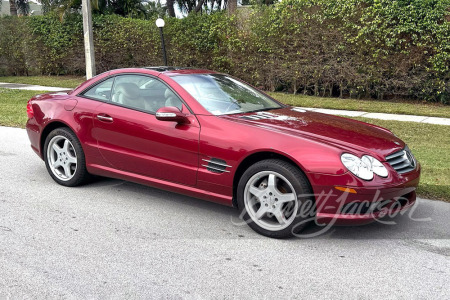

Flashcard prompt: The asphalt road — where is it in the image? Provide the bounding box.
[1,125,449,299]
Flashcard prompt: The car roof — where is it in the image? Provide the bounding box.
[142,66,218,76]
[71,67,220,95]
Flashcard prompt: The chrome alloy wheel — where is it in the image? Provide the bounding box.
[46,135,78,181]
[244,171,299,231]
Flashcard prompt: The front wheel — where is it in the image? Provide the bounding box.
[43,127,90,187]
[237,159,315,238]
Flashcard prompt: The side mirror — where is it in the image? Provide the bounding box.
[155,106,190,124]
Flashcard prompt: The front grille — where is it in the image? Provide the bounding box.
[385,146,416,174]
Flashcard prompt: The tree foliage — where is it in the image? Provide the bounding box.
[39,0,166,19]
[1,0,449,103]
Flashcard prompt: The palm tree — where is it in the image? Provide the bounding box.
[40,0,100,18]
[175,0,226,14]
[167,0,175,17]
[8,0,30,16]
[227,0,236,14]
[143,0,167,18]
[40,0,165,19]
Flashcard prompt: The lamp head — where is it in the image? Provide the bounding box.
[156,18,165,28]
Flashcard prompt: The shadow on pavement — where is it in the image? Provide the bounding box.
[85,177,450,240]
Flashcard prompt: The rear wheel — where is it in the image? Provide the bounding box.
[237,159,314,238]
[44,127,90,187]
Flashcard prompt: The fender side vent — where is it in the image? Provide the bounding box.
[202,158,231,174]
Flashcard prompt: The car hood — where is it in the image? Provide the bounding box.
[221,107,405,159]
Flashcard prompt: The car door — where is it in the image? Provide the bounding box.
[88,74,200,186]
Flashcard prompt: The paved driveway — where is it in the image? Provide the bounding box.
[1,126,449,299]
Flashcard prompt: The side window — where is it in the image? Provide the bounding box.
[82,77,115,101]
[111,74,184,113]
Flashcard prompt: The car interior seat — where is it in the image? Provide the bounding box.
[141,88,166,112]
[112,83,145,110]
[164,89,183,111]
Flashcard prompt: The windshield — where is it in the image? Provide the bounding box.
[171,74,283,115]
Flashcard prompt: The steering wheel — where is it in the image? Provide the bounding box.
[97,91,109,100]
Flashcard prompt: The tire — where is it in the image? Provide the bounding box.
[43,127,91,187]
[237,159,315,238]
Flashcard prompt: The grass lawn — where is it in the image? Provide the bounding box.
[269,92,450,118]
[355,118,450,202]
[0,87,448,202]
[2,76,450,118]
[0,76,85,89]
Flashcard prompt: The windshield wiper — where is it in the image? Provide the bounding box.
[229,97,242,108]
[246,107,282,114]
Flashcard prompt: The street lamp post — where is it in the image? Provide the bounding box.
[156,18,168,66]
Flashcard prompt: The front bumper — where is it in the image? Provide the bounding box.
[307,165,421,226]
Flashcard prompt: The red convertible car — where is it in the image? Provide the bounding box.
[26,67,420,238]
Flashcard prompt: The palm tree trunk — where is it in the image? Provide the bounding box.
[167,0,175,17]
[228,0,237,15]
[194,0,205,13]
[10,0,18,16]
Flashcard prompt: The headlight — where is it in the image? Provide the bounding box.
[341,153,373,180]
[361,155,388,178]
[341,153,388,180]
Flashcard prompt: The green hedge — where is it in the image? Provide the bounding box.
[0,0,449,103]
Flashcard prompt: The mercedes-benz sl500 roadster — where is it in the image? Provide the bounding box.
[26,67,420,238]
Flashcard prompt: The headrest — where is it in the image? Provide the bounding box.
[164,88,173,98]
[115,83,140,98]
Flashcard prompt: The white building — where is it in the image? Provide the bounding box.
[0,0,43,16]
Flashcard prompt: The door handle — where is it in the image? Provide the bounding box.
[97,114,113,122]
